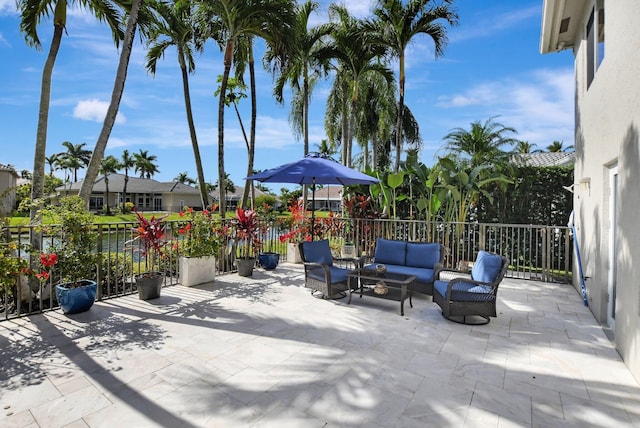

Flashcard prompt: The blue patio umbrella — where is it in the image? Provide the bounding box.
[245,152,379,237]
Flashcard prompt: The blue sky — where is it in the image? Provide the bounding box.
[0,0,573,192]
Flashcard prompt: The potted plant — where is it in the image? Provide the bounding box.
[234,207,260,277]
[176,206,222,286]
[41,196,99,314]
[278,200,310,263]
[256,202,279,270]
[130,209,168,300]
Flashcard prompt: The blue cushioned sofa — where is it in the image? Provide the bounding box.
[363,238,445,295]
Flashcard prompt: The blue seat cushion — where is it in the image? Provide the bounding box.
[434,280,494,302]
[364,264,434,285]
[373,239,406,266]
[405,243,441,269]
[301,240,333,266]
[307,266,348,284]
[471,251,503,283]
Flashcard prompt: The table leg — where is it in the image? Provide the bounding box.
[409,280,414,308]
[400,284,406,316]
[348,277,353,305]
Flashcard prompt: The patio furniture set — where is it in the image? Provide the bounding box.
[298,238,509,325]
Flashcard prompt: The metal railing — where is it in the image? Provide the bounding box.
[1,218,572,320]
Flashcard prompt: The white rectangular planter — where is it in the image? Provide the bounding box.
[287,242,302,264]
[179,255,216,287]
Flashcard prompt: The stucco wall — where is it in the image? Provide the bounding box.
[572,0,640,382]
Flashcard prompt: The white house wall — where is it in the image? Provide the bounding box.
[570,0,640,382]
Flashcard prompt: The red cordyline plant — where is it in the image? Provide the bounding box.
[235,207,260,258]
[131,209,169,272]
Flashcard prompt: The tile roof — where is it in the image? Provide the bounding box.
[512,152,575,167]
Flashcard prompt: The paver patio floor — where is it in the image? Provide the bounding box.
[1,263,639,427]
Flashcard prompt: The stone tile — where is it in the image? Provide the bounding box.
[29,385,111,428]
[1,267,640,427]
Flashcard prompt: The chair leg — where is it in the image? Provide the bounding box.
[441,311,490,325]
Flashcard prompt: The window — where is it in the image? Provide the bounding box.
[586,2,605,89]
[89,196,104,211]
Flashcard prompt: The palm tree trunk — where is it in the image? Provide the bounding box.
[217,40,234,218]
[371,133,378,170]
[241,41,257,210]
[394,54,406,173]
[104,176,111,215]
[301,67,309,213]
[30,23,63,223]
[178,48,208,209]
[122,172,129,213]
[80,0,142,203]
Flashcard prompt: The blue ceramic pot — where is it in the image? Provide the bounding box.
[55,280,97,314]
[258,252,280,270]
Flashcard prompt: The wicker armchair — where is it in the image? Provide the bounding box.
[298,240,357,299]
[433,251,509,325]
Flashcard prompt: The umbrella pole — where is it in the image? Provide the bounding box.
[311,179,316,240]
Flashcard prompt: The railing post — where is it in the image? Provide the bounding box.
[564,228,571,283]
[96,224,103,301]
[541,227,548,282]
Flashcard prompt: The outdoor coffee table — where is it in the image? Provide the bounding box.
[347,268,416,316]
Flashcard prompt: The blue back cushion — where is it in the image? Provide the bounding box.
[374,238,406,266]
[406,243,441,268]
[302,240,333,266]
[471,251,503,283]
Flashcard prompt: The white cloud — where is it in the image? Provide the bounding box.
[73,99,126,124]
[340,0,374,18]
[0,0,16,15]
[0,32,8,47]
[450,5,539,43]
[434,67,575,147]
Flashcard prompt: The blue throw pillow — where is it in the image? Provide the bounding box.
[405,243,440,268]
[302,240,333,266]
[471,251,503,283]
[374,239,406,266]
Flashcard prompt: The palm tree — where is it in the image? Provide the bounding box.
[265,0,331,157]
[60,141,92,182]
[367,0,458,172]
[45,153,60,176]
[145,0,209,209]
[80,0,147,203]
[442,117,519,169]
[546,140,575,152]
[197,0,295,218]
[325,4,393,167]
[355,71,397,170]
[133,149,159,179]
[99,155,120,215]
[515,141,541,153]
[18,0,123,221]
[174,172,196,185]
[119,149,135,213]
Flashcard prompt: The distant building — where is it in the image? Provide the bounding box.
[302,186,344,213]
[53,174,205,212]
[0,163,19,215]
[210,185,273,211]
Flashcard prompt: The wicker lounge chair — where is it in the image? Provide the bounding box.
[298,240,356,299]
[433,251,509,325]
